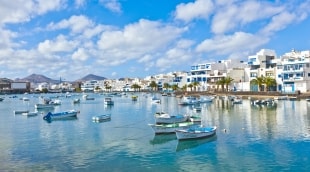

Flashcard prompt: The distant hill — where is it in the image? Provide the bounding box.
[75,74,106,82]
[15,74,59,84]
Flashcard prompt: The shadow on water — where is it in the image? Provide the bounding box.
[176,135,217,152]
[149,134,177,145]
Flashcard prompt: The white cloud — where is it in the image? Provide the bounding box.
[97,19,186,66]
[48,15,94,34]
[260,12,295,36]
[37,35,78,54]
[155,39,194,72]
[196,32,269,55]
[174,0,214,22]
[211,1,283,34]
[99,0,122,13]
[74,0,86,8]
[72,48,89,61]
[0,0,64,24]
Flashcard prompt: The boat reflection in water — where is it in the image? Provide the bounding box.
[176,135,217,152]
[149,134,177,145]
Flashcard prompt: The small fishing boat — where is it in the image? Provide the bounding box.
[92,114,111,122]
[22,111,38,117]
[149,121,194,134]
[151,96,161,103]
[154,112,189,124]
[14,110,29,115]
[189,115,201,123]
[73,98,80,104]
[192,106,202,112]
[175,125,217,140]
[132,95,138,101]
[43,110,78,121]
[35,103,54,109]
[104,97,114,105]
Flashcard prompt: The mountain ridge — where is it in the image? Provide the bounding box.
[13,74,106,83]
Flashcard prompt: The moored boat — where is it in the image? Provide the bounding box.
[14,110,29,115]
[104,97,114,105]
[73,98,80,104]
[92,114,111,122]
[43,110,78,121]
[35,103,54,109]
[178,96,198,105]
[132,95,138,101]
[22,111,38,116]
[149,122,194,134]
[154,112,189,124]
[175,125,217,140]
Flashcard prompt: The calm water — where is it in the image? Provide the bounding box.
[0,93,310,172]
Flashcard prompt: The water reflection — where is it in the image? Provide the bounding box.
[176,135,217,152]
[149,134,177,145]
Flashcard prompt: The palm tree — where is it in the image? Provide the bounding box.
[188,83,194,91]
[264,76,277,91]
[181,84,187,92]
[224,77,234,91]
[250,76,265,92]
[171,84,179,91]
[149,81,158,91]
[131,84,141,92]
[216,78,226,92]
[163,83,170,91]
[192,81,200,91]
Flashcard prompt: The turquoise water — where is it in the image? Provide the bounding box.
[0,93,310,171]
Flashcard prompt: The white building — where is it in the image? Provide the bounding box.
[247,49,278,91]
[280,49,310,93]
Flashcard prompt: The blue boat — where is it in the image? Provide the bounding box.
[43,110,78,121]
[176,125,217,140]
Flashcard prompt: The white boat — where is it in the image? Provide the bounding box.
[151,96,161,103]
[22,97,30,101]
[232,97,243,104]
[92,114,111,122]
[176,125,217,140]
[22,111,38,116]
[35,103,54,109]
[149,122,194,134]
[198,96,214,103]
[274,96,288,100]
[43,110,78,121]
[50,99,61,105]
[73,98,80,104]
[192,106,202,112]
[189,115,201,123]
[178,96,199,105]
[104,97,114,105]
[154,112,189,124]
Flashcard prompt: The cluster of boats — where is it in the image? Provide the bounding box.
[178,95,215,105]
[149,112,217,140]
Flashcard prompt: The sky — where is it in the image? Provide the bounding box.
[0,0,310,81]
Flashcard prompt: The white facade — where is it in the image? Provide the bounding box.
[280,50,310,93]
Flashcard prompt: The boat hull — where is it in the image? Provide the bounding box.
[149,122,194,134]
[43,110,78,121]
[35,104,54,109]
[155,116,188,124]
[176,126,217,140]
[92,114,111,122]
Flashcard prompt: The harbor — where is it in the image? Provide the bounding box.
[0,92,310,171]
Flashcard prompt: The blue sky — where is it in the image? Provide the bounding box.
[0,0,310,81]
